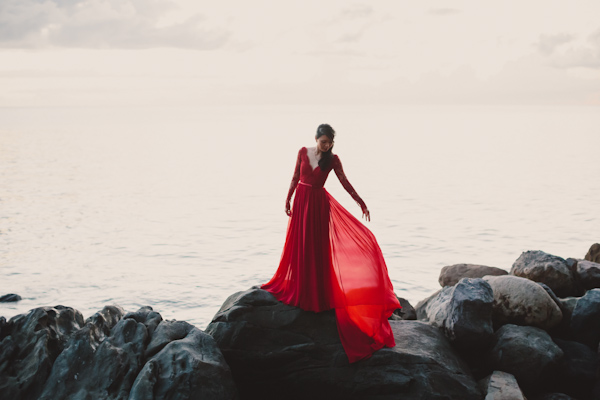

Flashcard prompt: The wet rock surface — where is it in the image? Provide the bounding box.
[206,287,481,400]
[486,324,563,388]
[0,305,237,400]
[0,294,22,302]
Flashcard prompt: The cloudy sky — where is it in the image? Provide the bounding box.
[1,0,599,107]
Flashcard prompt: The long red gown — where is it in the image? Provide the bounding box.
[262,147,400,363]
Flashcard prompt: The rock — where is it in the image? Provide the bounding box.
[0,294,22,302]
[570,289,600,349]
[206,288,481,400]
[38,305,147,400]
[438,264,507,287]
[130,324,237,400]
[415,290,440,320]
[0,306,84,400]
[530,394,576,400]
[478,371,525,400]
[584,243,600,263]
[511,250,576,297]
[391,297,416,320]
[565,258,578,273]
[548,338,599,399]
[483,275,563,330]
[537,283,573,338]
[0,305,237,400]
[416,278,494,350]
[575,260,600,290]
[486,324,563,389]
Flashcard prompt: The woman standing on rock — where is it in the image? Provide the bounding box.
[262,124,400,363]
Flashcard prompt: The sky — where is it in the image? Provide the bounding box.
[1,0,600,107]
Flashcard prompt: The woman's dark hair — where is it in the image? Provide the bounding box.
[316,123,335,170]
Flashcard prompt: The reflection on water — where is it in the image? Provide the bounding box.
[1,105,599,328]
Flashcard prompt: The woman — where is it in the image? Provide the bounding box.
[262,124,400,363]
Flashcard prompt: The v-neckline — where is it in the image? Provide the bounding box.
[305,147,320,172]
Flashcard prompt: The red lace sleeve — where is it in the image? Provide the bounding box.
[286,148,303,204]
[333,155,367,211]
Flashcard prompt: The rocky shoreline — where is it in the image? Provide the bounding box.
[1,244,599,399]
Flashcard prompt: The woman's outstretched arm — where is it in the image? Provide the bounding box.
[333,155,370,221]
[285,148,303,216]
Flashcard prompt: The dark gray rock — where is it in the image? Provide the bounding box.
[438,264,507,287]
[486,324,563,388]
[570,288,600,350]
[565,258,578,273]
[416,278,494,349]
[575,260,600,290]
[0,306,84,400]
[548,338,599,399]
[415,290,440,321]
[39,305,151,400]
[478,371,525,400]
[584,243,600,263]
[390,297,416,320]
[206,288,481,400]
[531,394,575,400]
[0,294,22,302]
[511,250,576,297]
[1,305,237,400]
[130,324,237,400]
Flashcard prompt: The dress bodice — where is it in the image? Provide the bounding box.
[286,147,367,211]
[299,147,332,188]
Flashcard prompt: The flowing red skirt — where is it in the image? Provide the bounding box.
[262,183,400,363]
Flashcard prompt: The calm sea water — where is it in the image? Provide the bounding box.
[1,105,599,328]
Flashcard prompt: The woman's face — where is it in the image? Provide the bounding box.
[316,135,333,153]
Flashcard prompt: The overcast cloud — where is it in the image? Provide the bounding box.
[0,0,229,49]
[0,1,599,106]
[542,28,600,70]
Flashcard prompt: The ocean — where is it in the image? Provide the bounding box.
[1,104,599,328]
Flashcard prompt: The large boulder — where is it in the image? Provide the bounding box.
[438,264,507,287]
[0,306,84,400]
[486,324,563,389]
[206,288,481,400]
[548,338,599,399]
[575,260,600,290]
[584,243,600,263]
[511,251,576,297]
[483,275,563,330]
[478,371,525,400]
[416,278,494,349]
[570,289,600,350]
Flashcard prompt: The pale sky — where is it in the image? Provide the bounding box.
[1,0,600,107]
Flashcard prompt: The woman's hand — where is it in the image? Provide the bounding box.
[362,207,370,222]
[285,201,292,217]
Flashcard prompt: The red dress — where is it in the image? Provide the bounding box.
[262,147,400,363]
